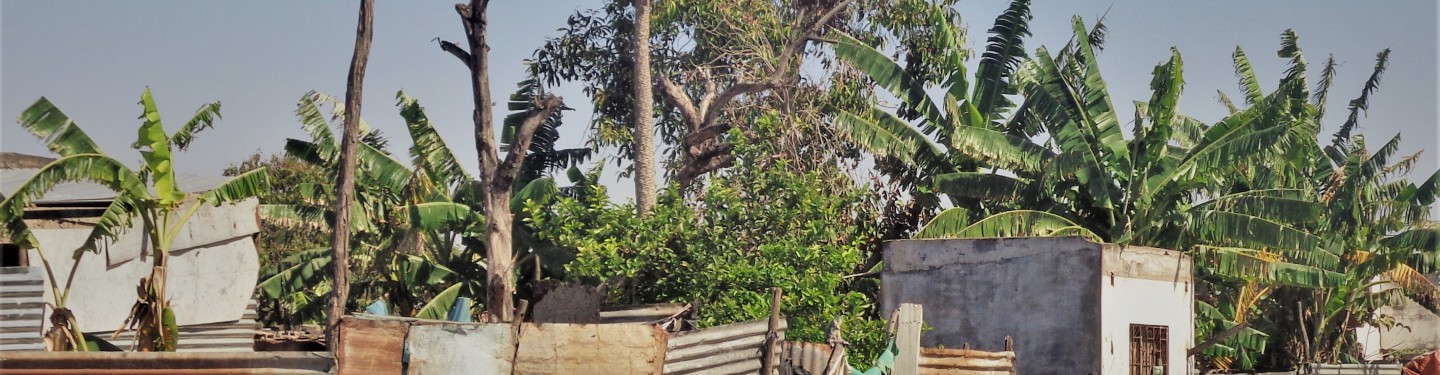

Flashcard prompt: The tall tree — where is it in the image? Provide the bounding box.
[631,0,657,213]
[328,0,374,344]
[654,0,856,189]
[438,0,566,321]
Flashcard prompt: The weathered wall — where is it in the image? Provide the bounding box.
[336,315,669,375]
[26,199,261,333]
[1098,245,1194,375]
[883,237,1103,375]
[1376,296,1440,353]
[407,324,514,375]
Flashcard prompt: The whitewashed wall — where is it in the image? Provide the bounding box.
[1099,276,1194,375]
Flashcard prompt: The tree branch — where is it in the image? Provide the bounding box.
[497,94,566,184]
[438,40,471,65]
[657,76,702,131]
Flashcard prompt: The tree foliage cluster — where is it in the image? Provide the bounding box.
[5,1,1436,369]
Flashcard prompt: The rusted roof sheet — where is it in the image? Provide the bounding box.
[664,318,786,375]
[780,341,846,375]
[0,153,56,170]
[334,317,407,375]
[918,348,1017,375]
[0,351,333,374]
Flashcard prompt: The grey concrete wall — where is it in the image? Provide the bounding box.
[883,237,1103,375]
[1377,296,1440,352]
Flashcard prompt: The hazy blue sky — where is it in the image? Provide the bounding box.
[3,1,1436,202]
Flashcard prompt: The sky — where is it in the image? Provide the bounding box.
[2,1,1437,204]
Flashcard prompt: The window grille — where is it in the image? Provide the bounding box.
[1130,324,1168,375]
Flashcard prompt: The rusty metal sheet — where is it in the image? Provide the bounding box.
[336,316,407,375]
[918,348,1016,375]
[0,351,333,374]
[779,341,845,375]
[407,323,514,375]
[515,323,667,374]
[664,319,786,375]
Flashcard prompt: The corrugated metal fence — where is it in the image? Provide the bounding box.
[779,341,844,375]
[0,266,45,351]
[104,299,260,352]
[663,318,786,375]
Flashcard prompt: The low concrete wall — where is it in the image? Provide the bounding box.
[883,237,1103,375]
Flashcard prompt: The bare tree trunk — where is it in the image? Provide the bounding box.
[631,0,657,214]
[440,0,565,322]
[328,0,374,346]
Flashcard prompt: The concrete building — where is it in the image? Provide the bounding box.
[1,165,261,351]
[882,237,1194,375]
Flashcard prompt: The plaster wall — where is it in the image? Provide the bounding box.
[1375,297,1440,353]
[1099,244,1195,374]
[1100,276,1194,375]
[882,237,1103,375]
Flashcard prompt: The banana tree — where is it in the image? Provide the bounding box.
[829,0,1033,221]
[3,89,270,351]
[258,88,585,323]
[1285,46,1440,362]
[258,91,465,322]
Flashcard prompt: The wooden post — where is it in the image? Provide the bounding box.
[895,303,923,375]
[762,288,783,375]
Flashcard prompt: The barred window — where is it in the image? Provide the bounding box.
[1130,324,1169,375]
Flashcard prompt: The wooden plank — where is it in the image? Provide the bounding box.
[895,303,923,375]
[515,323,667,374]
[335,317,407,375]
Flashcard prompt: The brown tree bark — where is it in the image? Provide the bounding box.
[327,0,373,346]
[631,0,658,214]
[440,0,565,322]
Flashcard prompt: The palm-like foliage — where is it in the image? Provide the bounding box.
[836,11,1405,368]
[1,89,270,351]
[258,88,586,324]
[259,91,470,323]
[829,0,1035,224]
[1278,48,1440,363]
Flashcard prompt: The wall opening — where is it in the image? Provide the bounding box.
[1,244,24,267]
[1129,324,1168,375]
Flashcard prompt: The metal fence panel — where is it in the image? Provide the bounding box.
[664,318,786,375]
[0,266,45,351]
